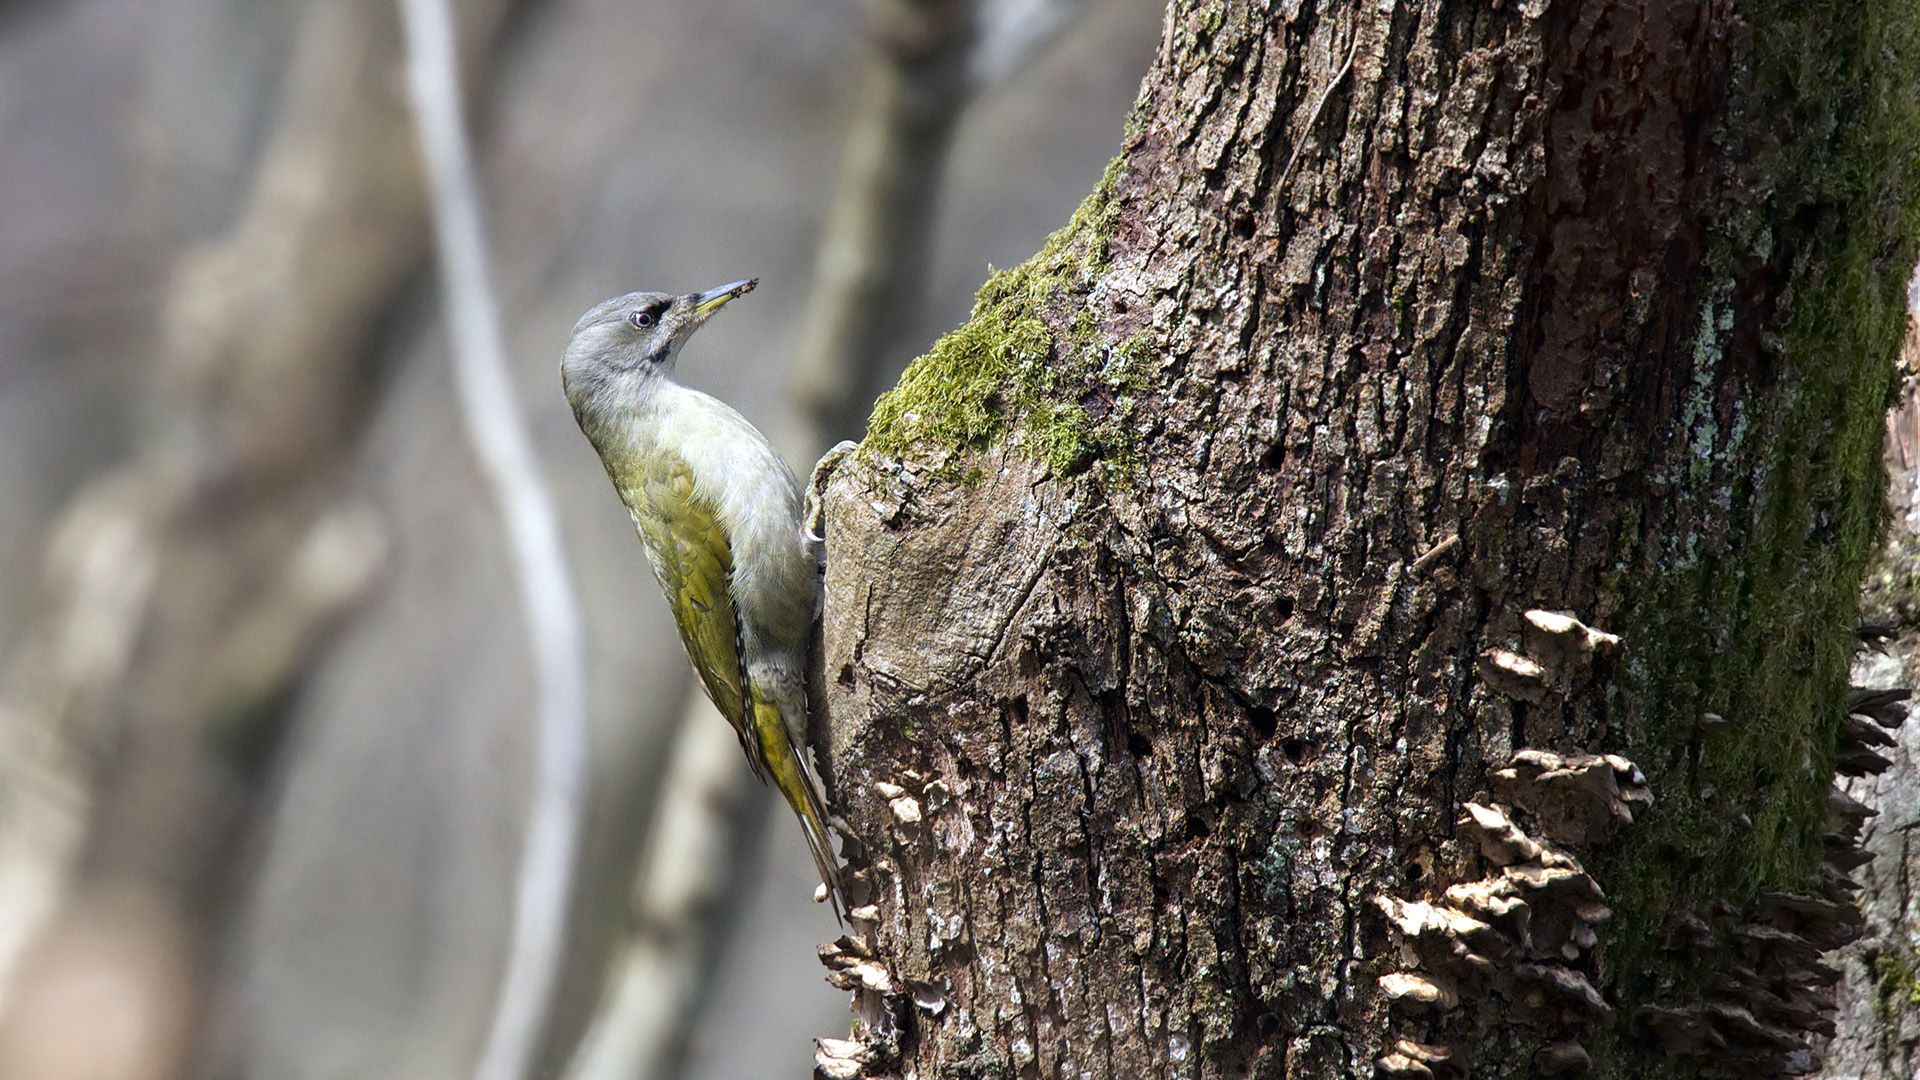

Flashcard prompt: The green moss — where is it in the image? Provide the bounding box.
[1875,952,1920,1008]
[1591,0,1920,1045]
[862,156,1143,476]
[1192,0,1226,42]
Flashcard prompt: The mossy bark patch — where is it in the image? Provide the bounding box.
[1589,0,1920,1028]
[861,156,1148,478]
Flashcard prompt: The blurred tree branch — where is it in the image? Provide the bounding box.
[0,0,519,1075]
[968,0,1090,86]
[787,0,1087,445]
[397,0,590,1078]
[562,698,767,1080]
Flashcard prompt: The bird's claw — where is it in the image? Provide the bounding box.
[806,440,859,545]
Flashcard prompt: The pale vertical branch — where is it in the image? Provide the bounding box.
[395,3,589,1080]
[562,699,766,1080]
[967,0,1088,86]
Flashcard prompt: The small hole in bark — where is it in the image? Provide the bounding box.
[1184,813,1212,841]
[1016,643,1041,678]
[1233,217,1256,240]
[1260,443,1285,469]
[1405,849,1437,885]
[1008,695,1029,726]
[1128,731,1154,757]
[1249,706,1279,740]
[836,665,855,688]
[1281,738,1308,764]
[1274,596,1294,622]
[1113,298,1128,314]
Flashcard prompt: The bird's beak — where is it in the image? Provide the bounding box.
[693,278,757,318]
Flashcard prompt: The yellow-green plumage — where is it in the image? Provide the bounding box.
[561,280,844,918]
[627,455,747,739]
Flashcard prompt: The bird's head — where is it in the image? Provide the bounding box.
[560,278,756,417]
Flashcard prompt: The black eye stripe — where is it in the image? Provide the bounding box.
[626,300,672,330]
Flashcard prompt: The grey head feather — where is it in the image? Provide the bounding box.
[561,290,678,407]
[560,281,755,432]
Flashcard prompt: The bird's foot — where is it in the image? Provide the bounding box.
[806,440,859,545]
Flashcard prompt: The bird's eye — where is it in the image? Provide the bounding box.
[627,310,654,329]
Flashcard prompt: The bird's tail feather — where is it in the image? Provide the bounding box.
[753,698,847,921]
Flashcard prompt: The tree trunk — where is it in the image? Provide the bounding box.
[814,1,1920,1078]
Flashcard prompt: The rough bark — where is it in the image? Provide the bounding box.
[815,1,1920,1078]
[1828,361,1920,1079]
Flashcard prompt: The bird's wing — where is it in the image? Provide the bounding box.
[627,445,845,918]
[628,451,766,779]
[749,686,846,919]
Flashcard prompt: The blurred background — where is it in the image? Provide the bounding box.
[0,0,1161,1077]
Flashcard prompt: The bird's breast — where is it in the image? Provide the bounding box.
[616,387,816,654]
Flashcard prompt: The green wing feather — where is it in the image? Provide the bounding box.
[751,690,847,919]
[626,452,766,778]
